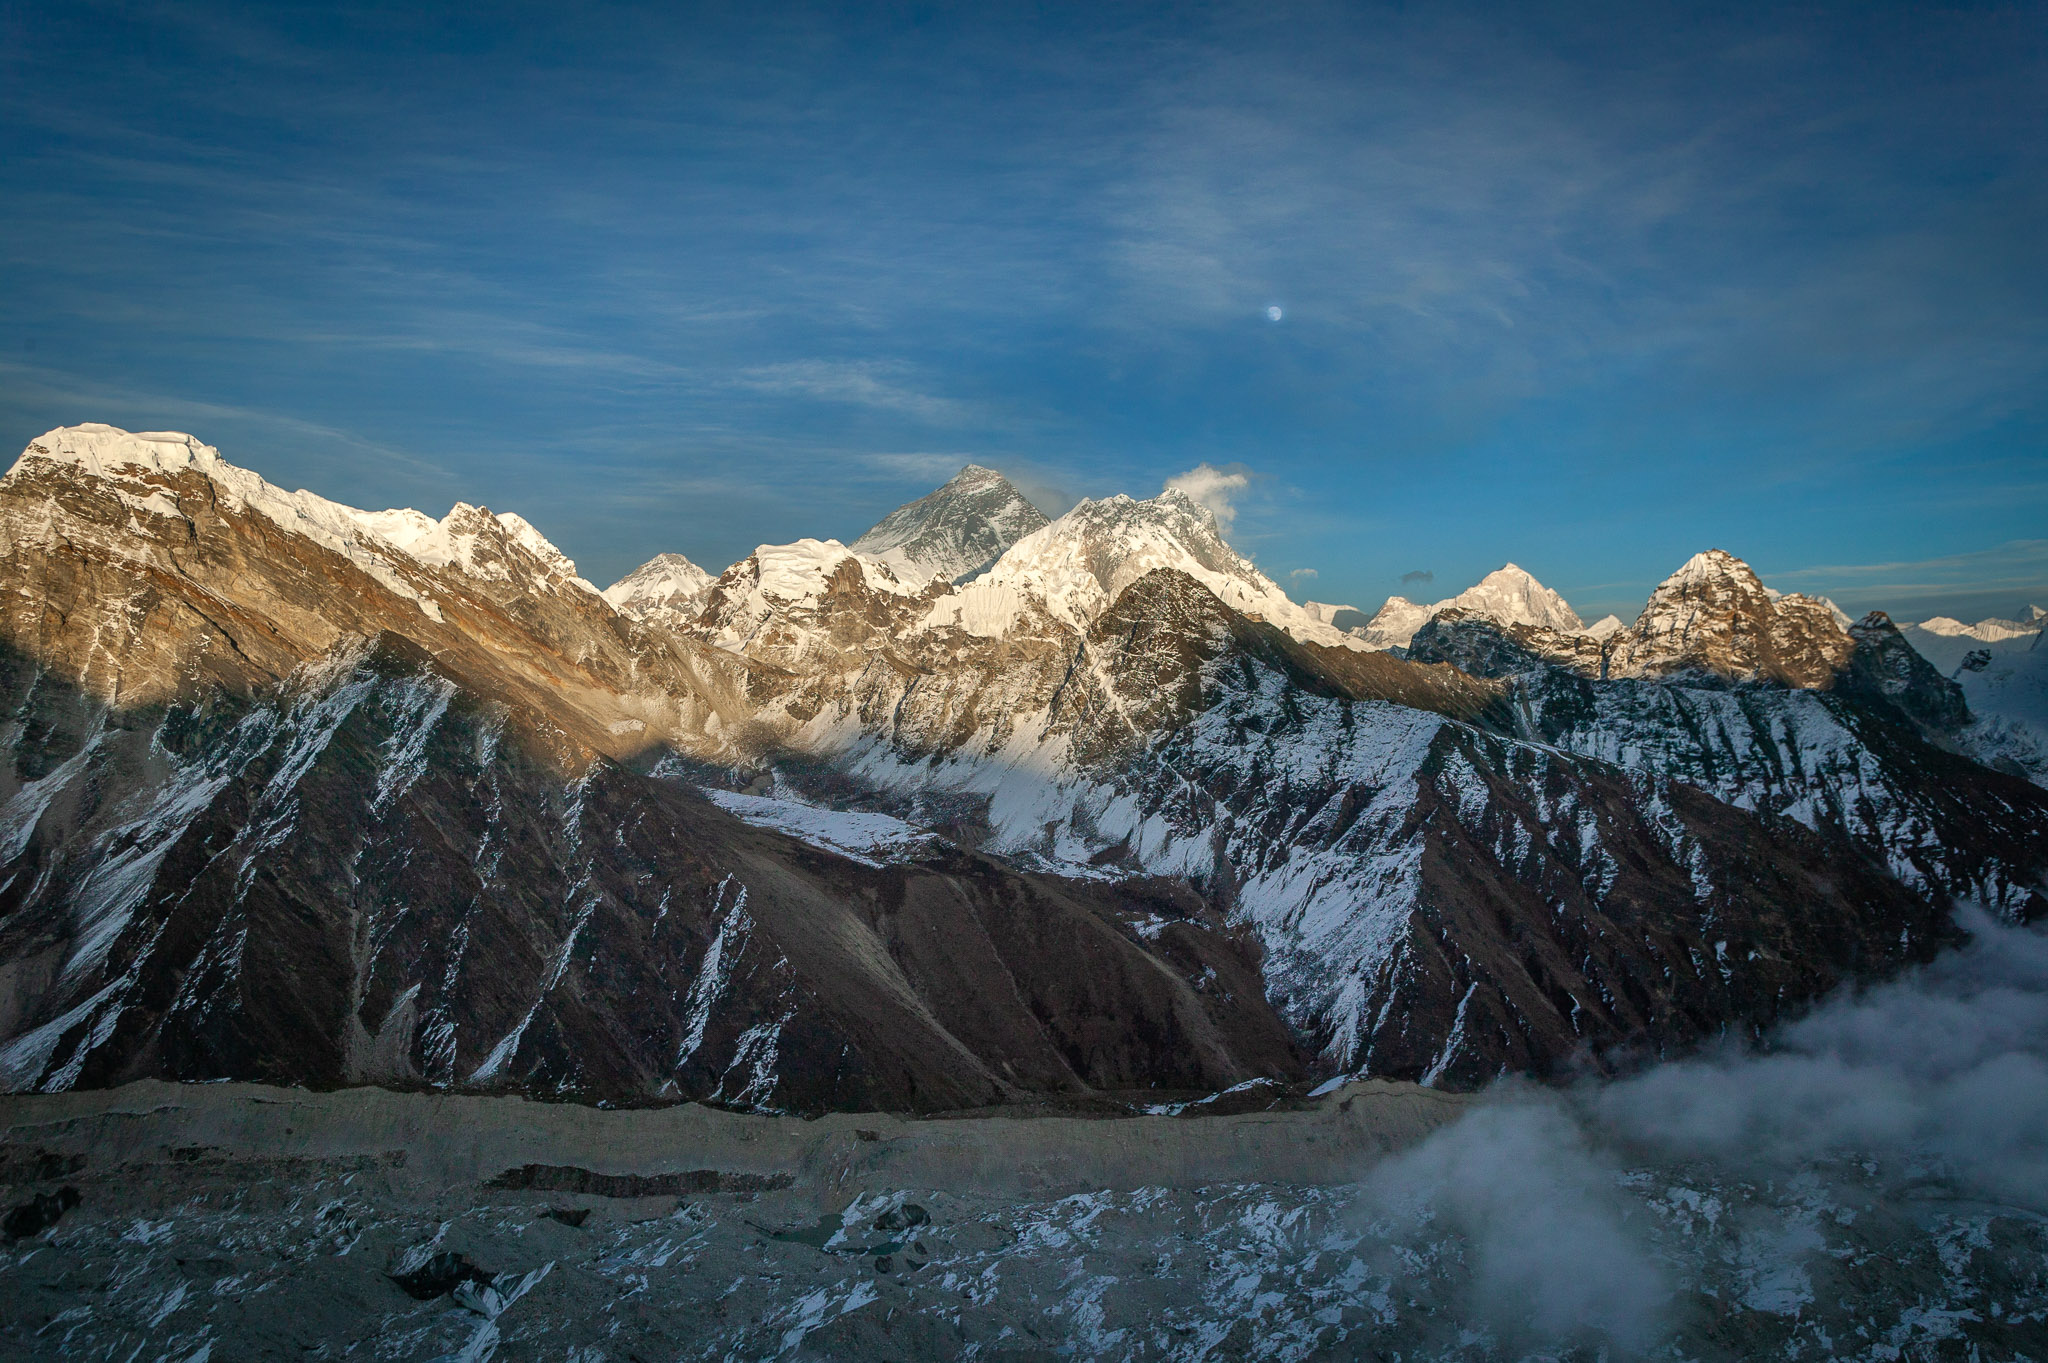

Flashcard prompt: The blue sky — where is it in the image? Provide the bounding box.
[3,1,2044,623]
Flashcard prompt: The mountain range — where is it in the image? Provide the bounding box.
[0,423,2042,1109]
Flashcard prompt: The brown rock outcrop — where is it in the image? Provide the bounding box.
[1607,548,1854,687]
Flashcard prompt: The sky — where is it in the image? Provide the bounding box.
[2,0,2044,624]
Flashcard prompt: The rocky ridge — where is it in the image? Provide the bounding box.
[1605,548,1854,686]
[1,424,2044,1107]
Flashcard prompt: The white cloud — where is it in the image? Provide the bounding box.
[1162,462,1251,531]
[1290,567,1318,580]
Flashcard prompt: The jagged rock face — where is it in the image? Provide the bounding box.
[709,567,1504,800]
[1842,611,1971,733]
[697,569,2045,1083]
[0,427,751,762]
[1607,549,1853,687]
[602,552,715,630]
[834,597,1962,1085]
[689,538,955,682]
[849,465,1049,585]
[1407,609,1606,678]
[0,641,1302,1107]
[1493,652,2048,921]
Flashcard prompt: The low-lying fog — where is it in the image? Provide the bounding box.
[1354,905,2048,1358]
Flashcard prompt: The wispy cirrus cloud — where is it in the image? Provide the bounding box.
[1765,539,2048,607]
[0,358,456,494]
[1,3,2042,612]
[727,361,974,423]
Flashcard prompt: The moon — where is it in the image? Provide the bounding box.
[1266,305,1284,322]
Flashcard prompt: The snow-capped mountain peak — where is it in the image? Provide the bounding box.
[603,551,716,627]
[1356,596,1432,650]
[1440,563,1584,634]
[694,537,920,655]
[493,511,585,582]
[10,424,597,608]
[1661,547,1751,590]
[923,488,1359,648]
[1358,563,1583,649]
[849,463,1049,585]
[1912,612,2046,645]
[1151,485,1224,533]
[387,503,597,593]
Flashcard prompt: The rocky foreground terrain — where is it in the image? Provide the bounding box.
[0,423,2043,1116]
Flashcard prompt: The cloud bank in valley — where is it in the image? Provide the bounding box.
[1345,907,2048,1356]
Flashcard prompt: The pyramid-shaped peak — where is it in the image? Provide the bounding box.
[1611,547,1852,687]
[1442,563,1583,634]
[1468,563,1549,593]
[851,462,1049,585]
[606,551,713,597]
[1662,548,1761,588]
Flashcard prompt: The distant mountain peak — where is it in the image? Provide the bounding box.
[850,464,1048,585]
[924,486,1358,649]
[12,423,597,609]
[1358,563,1583,649]
[603,551,716,627]
[1443,564,1584,634]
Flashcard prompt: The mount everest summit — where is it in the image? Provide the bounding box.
[0,423,2043,1109]
[848,462,1049,585]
